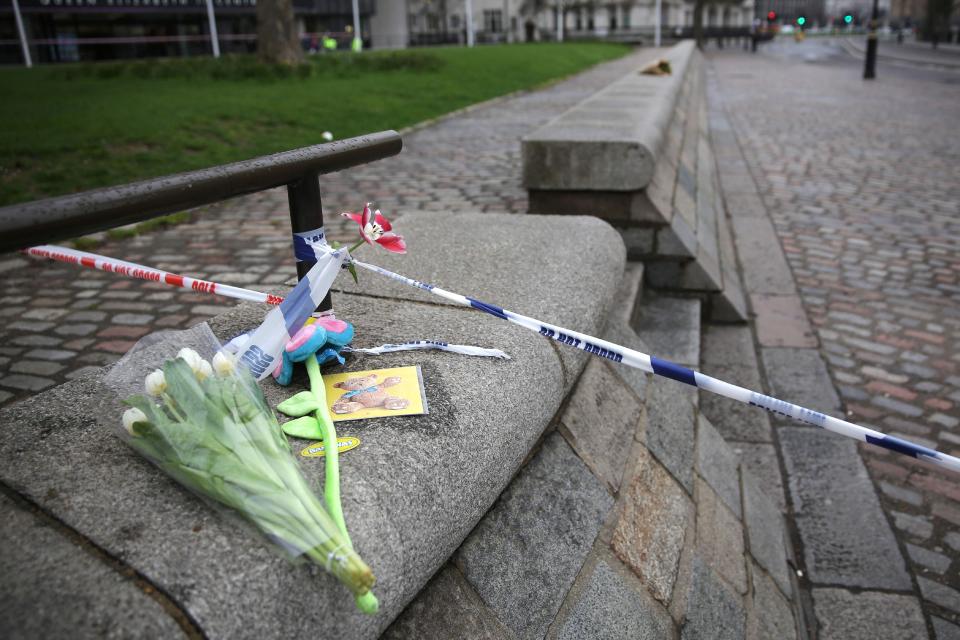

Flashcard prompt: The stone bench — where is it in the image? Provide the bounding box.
[523,41,748,322]
[0,212,624,639]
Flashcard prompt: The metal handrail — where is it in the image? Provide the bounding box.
[0,130,402,253]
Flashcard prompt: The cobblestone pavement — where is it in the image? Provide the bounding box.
[711,39,960,633]
[0,48,654,409]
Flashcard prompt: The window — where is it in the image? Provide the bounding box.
[608,5,617,30]
[575,9,583,30]
[450,14,461,29]
[483,9,503,33]
[623,7,631,29]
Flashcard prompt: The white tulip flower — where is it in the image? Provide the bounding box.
[212,351,235,376]
[122,408,148,435]
[322,131,334,141]
[145,369,167,396]
[196,359,214,381]
[177,348,203,371]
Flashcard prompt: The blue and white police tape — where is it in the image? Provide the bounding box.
[344,255,960,474]
[235,248,345,380]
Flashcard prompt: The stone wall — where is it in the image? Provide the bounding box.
[523,41,747,322]
[384,267,803,639]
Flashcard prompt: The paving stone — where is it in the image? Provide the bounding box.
[879,481,924,507]
[645,376,697,494]
[23,349,76,362]
[779,427,912,590]
[891,511,934,540]
[696,415,741,518]
[457,433,613,640]
[933,616,960,640]
[555,559,674,640]
[906,543,951,574]
[746,563,796,640]
[731,442,787,513]
[602,319,650,403]
[680,557,745,640]
[560,359,642,493]
[0,492,186,639]
[111,313,154,326]
[634,294,701,367]
[696,479,747,595]
[612,445,694,605]
[761,347,843,421]
[0,374,55,392]
[54,322,97,336]
[751,294,818,348]
[10,360,65,377]
[813,588,926,640]
[741,470,791,597]
[918,577,960,614]
[382,564,511,640]
[11,335,61,348]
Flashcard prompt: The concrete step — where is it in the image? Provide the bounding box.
[634,292,701,369]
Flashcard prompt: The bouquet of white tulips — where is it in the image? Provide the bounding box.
[105,324,377,612]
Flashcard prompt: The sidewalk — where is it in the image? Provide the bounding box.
[708,47,960,637]
[842,36,960,69]
[0,47,656,410]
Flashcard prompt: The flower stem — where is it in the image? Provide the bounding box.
[304,355,348,538]
[347,238,366,253]
[304,355,380,613]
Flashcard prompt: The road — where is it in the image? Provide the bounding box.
[709,36,960,637]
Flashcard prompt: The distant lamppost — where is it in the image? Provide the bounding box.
[864,0,880,78]
[352,0,362,51]
[11,0,31,67]
[466,0,476,46]
[205,0,221,58]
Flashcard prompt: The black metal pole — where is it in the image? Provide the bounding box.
[287,173,332,312]
[864,0,880,79]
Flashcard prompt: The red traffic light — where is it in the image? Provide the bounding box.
[767,10,777,20]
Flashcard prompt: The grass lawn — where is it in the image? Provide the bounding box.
[0,42,630,206]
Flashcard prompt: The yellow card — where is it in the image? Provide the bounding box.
[324,365,427,422]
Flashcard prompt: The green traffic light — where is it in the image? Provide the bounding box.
[797,16,806,25]
[844,14,853,23]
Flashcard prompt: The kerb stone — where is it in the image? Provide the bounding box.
[779,427,912,590]
[741,471,791,597]
[696,416,742,519]
[813,588,925,640]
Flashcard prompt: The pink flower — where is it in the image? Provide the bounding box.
[341,204,407,254]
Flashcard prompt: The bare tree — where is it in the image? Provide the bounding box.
[257,0,303,65]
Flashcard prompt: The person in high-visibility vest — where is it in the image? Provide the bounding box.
[323,34,337,51]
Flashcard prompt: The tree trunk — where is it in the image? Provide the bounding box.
[257,0,303,65]
[693,0,705,49]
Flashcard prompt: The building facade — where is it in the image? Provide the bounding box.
[0,0,376,63]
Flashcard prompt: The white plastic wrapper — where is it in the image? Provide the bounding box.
[103,323,375,602]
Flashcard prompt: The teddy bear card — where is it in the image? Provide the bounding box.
[324,365,428,422]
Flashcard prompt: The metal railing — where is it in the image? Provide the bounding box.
[0,130,403,310]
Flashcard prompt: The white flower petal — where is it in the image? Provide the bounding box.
[145,369,167,397]
[122,408,147,435]
[212,351,235,376]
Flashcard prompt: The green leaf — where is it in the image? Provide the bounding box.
[347,262,359,284]
[281,416,324,440]
[276,391,320,417]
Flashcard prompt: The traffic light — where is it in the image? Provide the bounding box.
[767,10,777,21]
[797,16,806,25]
[844,14,853,24]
